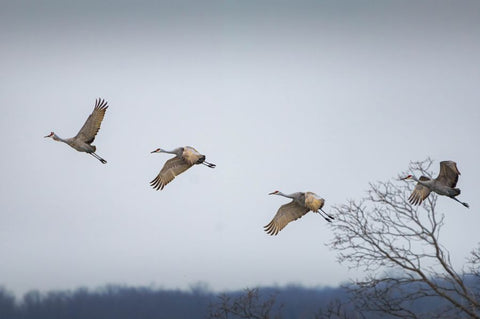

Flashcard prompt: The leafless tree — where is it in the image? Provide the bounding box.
[314,298,364,319]
[328,158,480,318]
[207,288,283,319]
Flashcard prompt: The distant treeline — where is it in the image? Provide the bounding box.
[0,284,346,319]
[0,281,471,319]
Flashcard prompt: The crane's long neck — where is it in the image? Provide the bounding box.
[159,148,182,155]
[409,175,420,182]
[275,192,296,199]
[52,133,68,144]
[410,175,435,188]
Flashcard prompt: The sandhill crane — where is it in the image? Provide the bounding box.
[264,191,334,236]
[44,98,108,164]
[402,160,469,208]
[150,146,216,190]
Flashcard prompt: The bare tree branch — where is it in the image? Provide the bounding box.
[207,288,283,319]
[328,158,480,318]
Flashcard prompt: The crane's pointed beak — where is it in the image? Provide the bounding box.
[150,149,160,153]
[44,132,53,138]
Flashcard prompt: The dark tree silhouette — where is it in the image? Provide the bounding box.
[0,287,15,319]
[208,288,283,319]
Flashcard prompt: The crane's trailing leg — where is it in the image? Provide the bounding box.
[318,208,334,222]
[451,196,469,208]
[202,161,216,168]
[320,208,335,220]
[90,152,107,164]
[320,215,332,222]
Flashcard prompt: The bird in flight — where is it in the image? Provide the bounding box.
[150,146,216,190]
[264,190,334,236]
[402,160,469,208]
[44,98,109,164]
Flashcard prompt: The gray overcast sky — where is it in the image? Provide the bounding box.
[1,0,479,297]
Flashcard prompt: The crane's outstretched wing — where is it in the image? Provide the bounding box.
[75,98,108,144]
[264,201,310,236]
[150,157,193,190]
[408,176,431,205]
[437,161,460,188]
